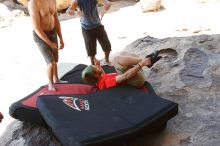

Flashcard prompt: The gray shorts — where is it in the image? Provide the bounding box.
[33,29,58,64]
[110,52,146,87]
[115,65,146,87]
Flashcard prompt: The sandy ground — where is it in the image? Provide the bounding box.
[0,0,220,137]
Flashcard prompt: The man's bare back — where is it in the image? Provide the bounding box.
[28,0,56,31]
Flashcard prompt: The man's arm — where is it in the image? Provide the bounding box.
[116,58,150,84]
[54,12,64,49]
[28,0,57,49]
[66,0,78,16]
[99,0,111,11]
[98,0,111,20]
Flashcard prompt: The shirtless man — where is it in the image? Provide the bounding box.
[28,0,67,91]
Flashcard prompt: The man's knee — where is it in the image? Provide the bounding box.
[111,54,120,64]
[118,51,127,56]
[47,61,56,68]
[104,51,110,55]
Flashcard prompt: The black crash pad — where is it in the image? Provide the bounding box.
[9,84,97,125]
[37,86,178,146]
[9,64,155,125]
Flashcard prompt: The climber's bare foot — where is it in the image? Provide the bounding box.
[48,83,56,91]
[105,61,112,66]
[55,79,68,83]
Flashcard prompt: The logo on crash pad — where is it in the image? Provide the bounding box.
[59,96,90,111]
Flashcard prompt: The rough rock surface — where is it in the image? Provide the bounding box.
[0,0,27,28]
[140,0,162,12]
[1,0,71,15]
[0,34,219,146]
[124,34,220,146]
[10,0,73,11]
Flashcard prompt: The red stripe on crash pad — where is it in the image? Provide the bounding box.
[140,86,148,93]
[21,84,97,108]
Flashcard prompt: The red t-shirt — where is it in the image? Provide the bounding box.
[96,73,118,90]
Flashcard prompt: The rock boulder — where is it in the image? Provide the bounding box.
[15,0,71,11]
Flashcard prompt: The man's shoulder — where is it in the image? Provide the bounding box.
[28,0,39,9]
[29,0,38,5]
[29,0,45,8]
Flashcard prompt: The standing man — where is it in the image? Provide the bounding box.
[66,0,112,65]
[28,0,67,91]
